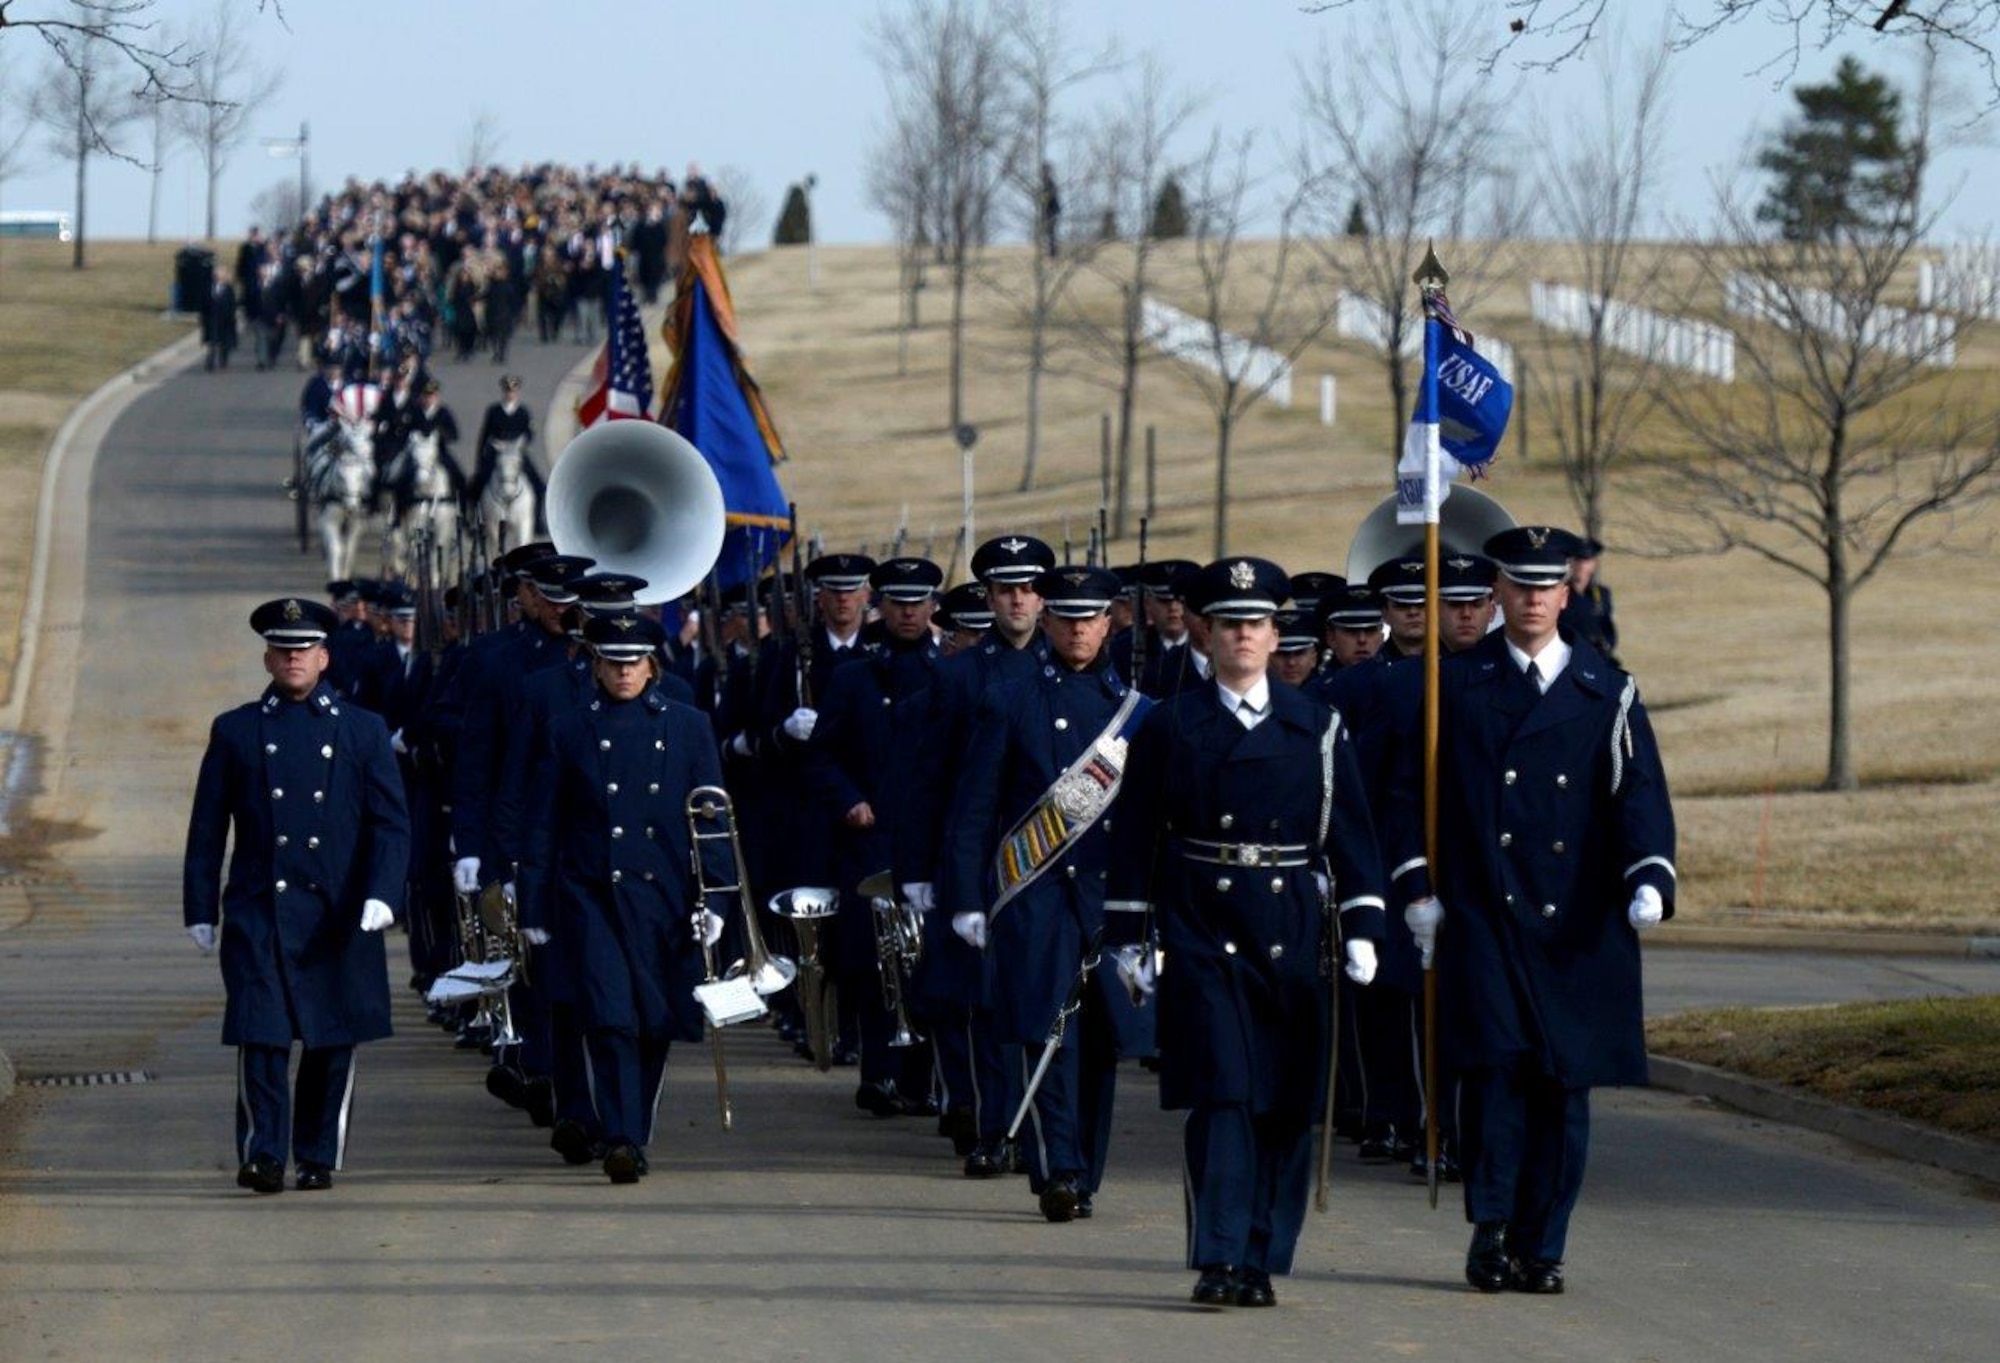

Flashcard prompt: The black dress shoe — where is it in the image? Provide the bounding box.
[1234,1267,1276,1308]
[523,1077,557,1128]
[485,1063,528,1109]
[1190,1265,1236,1309]
[1038,1174,1081,1223]
[1466,1221,1511,1293]
[635,1150,650,1178]
[1001,1139,1029,1175]
[939,1106,978,1156]
[854,1080,904,1117]
[236,1156,285,1195]
[963,1143,1003,1178]
[829,1042,861,1067]
[294,1164,333,1192]
[550,1119,597,1166]
[1075,1193,1094,1219]
[1358,1123,1402,1163]
[603,1143,642,1184]
[1510,1258,1565,1294]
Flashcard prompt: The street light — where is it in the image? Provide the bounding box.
[261,121,310,221]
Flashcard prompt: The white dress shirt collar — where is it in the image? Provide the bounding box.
[1216,675,1272,728]
[1506,634,1571,693]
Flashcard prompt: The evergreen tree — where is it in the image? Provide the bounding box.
[773,183,812,246]
[1097,208,1119,243]
[1344,197,1368,237]
[1756,56,1913,242]
[1148,174,1188,239]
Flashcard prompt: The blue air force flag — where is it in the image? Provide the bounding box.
[1396,301,1513,526]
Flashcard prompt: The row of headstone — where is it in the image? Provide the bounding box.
[1335,291,1515,382]
[1139,296,1294,408]
[1723,271,1958,367]
[1528,280,1737,382]
[1915,253,2000,322]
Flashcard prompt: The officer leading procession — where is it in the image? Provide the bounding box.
[178,183,1682,1316]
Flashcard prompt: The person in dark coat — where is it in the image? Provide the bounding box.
[1386,526,1675,1297]
[1558,537,1620,667]
[1108,556,1387,1310]
[518,614,733,1184]
[203,278,239,371]
[1107,559,1202,699]
[182,598,410,1194]
[941,565,1153,1224]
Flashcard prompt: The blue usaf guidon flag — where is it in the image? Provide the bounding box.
[1396,292,1514,526]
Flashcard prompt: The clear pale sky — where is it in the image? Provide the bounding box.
[1,0,1992,246]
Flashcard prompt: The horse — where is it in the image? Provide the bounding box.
[386,428,461,582]
[478,435,538,556]
[306,418,376,582]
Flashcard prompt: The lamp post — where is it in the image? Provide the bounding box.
[804,172,819,288]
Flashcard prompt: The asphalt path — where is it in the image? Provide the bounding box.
[1,334,1996,1361]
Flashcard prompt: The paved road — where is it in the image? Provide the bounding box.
[1,337,1996,1361]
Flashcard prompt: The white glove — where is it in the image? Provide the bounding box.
[900,882,936,913]
[782,706,818,742]
[1343,939,1378,986]
[1314,870,1331,902]
[1404,896,1444,970]
[188,923,217,953]
[389,727,409,755]
[729,732,753,757]
[359,898,395,932]
[453,857,481,894]
[1132,948,1158,998]
[1628,884,1664,932]
[952,911,988,949]
[522,926,551,947]
[698,909,725,946]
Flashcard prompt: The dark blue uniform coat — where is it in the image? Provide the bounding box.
[518,686,729,1042]
[183,683,410,1048]
[1385,632,1675,1088]
[1108,681,1385,1123]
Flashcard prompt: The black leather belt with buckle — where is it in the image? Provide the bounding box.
[1175,838,1312,869]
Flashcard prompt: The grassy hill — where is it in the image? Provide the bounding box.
[718,239,2000,933]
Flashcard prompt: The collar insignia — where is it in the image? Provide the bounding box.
[283,599,303,621]
[1229,560,1256,591]
[1525,527,1550,550]
[1000,537,1028,554]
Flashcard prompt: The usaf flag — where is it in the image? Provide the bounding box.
[1396,306,1513,526]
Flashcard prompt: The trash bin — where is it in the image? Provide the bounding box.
[172,246,215,315]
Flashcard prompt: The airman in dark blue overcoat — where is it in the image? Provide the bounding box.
[183,598,409,1194]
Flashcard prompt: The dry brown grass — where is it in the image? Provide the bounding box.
[720,240,2000,934]
[0,240,189,702]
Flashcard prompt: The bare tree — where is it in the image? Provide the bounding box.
[1061,56,1200,530]
[141,88,172,243]
[1297,4,1524,464]
[1524,28,1677,544]
[873,0,1021,432]
[457,107,504,171]
[0,45,35,214]
[1651,59,1999,791]
[247,172,304,231]
[1175,131,1335,555]
[29,17,144,269]
[705,163,766,257]
[168,0,280,241]
[0,0,202,107]
[986,0,1117,492]
[865,102,940,376]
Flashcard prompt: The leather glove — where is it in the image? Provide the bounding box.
[1404,896,1444,970]
[359,899,395,932]
[729,732,753,758]
[1343,939,1378,986]
[452,857,481,895]
[698,909,725,947]
[782,706,818,742]
[900,882,936,913]
[188,923,217,953]
[522,926,551,947]
[389,728,409,755]
[951,911,988,949]
[1628,884,1664,932]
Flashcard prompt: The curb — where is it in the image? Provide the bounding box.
[1648,1053,2000,1188]
[1647,924,1999,959]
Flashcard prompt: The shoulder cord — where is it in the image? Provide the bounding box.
[1610,677,1637,796]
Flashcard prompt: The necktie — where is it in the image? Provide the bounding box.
[1525,660,1543,693]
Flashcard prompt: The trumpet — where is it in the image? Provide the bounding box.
[770,887,840,1073]
[859,870,923,1048]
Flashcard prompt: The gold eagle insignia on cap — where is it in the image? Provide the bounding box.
[1229,560,1256,590]
[970,585,987,599]
[283,598,303,621]
[1525,527,1550,549]
[1000,537,1028,553]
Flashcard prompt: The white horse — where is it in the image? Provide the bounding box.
[479,435,538,555]
[307,420,376,582]
[387,429,460,581]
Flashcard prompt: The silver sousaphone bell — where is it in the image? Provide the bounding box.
[1343,484,1517,584]
[546,419,728,605]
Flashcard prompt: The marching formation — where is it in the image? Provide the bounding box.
[184,468,1675,1308]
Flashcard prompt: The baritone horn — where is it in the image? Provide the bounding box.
[546,419,728,605]
[770,887,840,1073]
[858,869,923,1048]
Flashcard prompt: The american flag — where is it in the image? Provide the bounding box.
[576,262,652,427]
